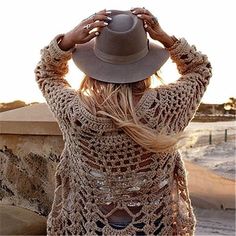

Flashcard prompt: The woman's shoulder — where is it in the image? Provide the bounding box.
[135,88,160,110]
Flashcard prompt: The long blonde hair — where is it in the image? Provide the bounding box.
[78,75,182,153]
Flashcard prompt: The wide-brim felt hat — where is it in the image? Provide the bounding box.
[72,10,169,84]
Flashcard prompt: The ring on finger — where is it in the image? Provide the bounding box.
[83,24,91,30]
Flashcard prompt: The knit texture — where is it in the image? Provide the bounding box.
[35,35,212,236]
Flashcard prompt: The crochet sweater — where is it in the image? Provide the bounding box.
[35,35,212,236]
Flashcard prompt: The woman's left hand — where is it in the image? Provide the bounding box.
[59,9,111,51]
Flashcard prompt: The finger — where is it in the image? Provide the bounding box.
[86,14,112,24]
[91,20,108,29]
[130,7,149,13]
[83,9,111,23]
[96,9,112,16]
[83,21,108,32]
[82,21,105,31]
[94,14,112,22]
[130,7,141,11]
[136,14,154,25]
[84,30,100,42]
[131,7,152,16]
[143,23,157,38]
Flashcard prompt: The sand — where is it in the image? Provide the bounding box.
[185,160,235,235]
[0,204,46,235]
[186,160,235,210]
[194,208,235,236]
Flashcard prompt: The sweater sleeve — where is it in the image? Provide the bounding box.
[34,35,76,123]
[152,38,212,133]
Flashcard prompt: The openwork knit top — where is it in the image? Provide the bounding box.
[35,35,212,236]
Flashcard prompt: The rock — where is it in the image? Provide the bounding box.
[0,204,47,235]
[0,135,64,216]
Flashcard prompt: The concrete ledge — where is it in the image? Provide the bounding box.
[0,103,62,135]
[0,121,62,135]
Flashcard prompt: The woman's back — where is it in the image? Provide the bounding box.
[49,87,193,235]
[35,8,212,236]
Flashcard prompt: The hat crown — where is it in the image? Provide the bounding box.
[94,10,148,64]
[108,14,133,32]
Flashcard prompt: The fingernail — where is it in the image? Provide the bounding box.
[107,16,112,20]
[132,10,136,13]
[137,14,142,17]
[106,11,112,14]
[95,32,100,36]
[104,22,108,25]
[105,18,112,24]
[144,24,148,28]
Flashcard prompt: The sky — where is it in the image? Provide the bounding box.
[0,0,235,104]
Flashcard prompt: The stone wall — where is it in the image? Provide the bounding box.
[0,134,64,216]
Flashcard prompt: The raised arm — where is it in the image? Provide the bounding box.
[34,36,76,122]
[34,10,111,122]
[132,8,212,132]
[157,39,212,132]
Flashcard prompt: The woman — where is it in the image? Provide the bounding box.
[35,8,212,236]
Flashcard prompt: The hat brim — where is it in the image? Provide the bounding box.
[72,40,169,84]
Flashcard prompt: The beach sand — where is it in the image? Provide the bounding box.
[185,160,235,235]
[194,208,235,236]
[186,160,235,210]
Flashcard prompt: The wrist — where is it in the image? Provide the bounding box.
[158,32,177,48]
[57,32,75,51]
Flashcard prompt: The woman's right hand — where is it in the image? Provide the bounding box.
[131,7,177,48]
[59,9,112,51]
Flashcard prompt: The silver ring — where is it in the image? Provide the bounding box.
[83,24,91,30]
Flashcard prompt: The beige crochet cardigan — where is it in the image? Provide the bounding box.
[35,35,212,236]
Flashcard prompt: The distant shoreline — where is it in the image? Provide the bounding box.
[193,115,235,122]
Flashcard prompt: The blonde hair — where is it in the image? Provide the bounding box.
[78,75,182,153]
